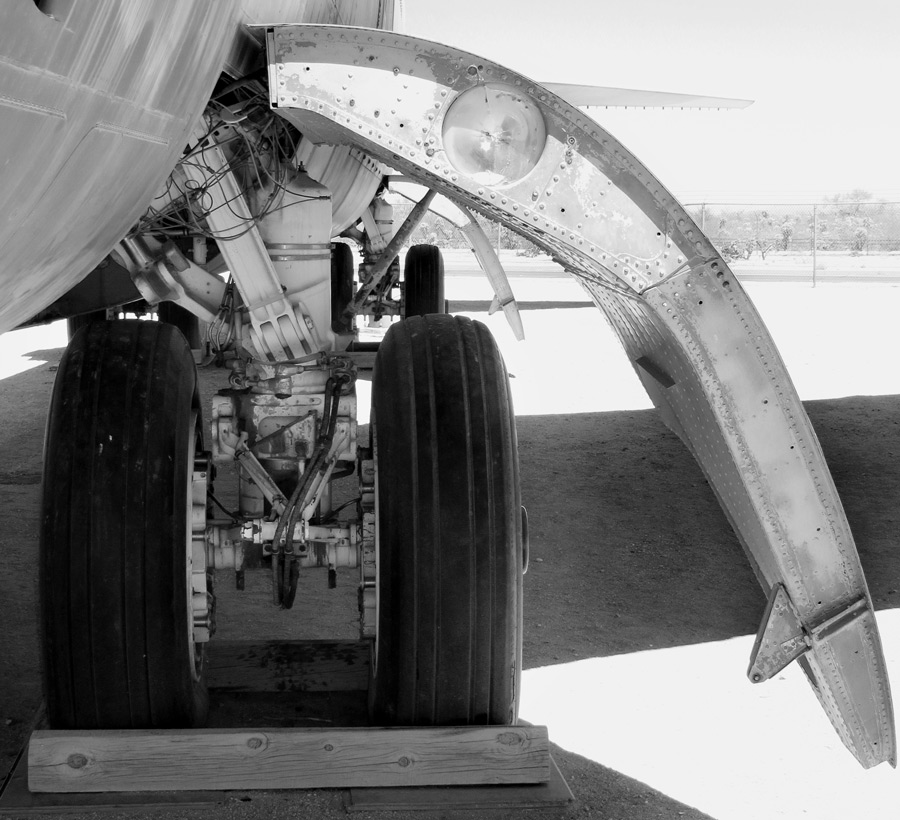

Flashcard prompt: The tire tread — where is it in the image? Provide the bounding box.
[41,321,206,729]
[372,314,521,726]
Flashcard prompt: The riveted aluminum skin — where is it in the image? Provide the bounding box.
[0,0,244,335]
[268,24,894,768]
[0,1,401,337]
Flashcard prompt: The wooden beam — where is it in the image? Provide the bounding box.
[0,747,221,815]
[28,725,550,793]
[345,754,574,812]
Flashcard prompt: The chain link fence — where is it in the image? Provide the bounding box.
[395,199,900,280]
[684,202,900,260]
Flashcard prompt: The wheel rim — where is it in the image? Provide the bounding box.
[372,417,381,672]
[187,410,209,681]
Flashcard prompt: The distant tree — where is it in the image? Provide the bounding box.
[779,220,795,251]
[825,189,873,204]
[846,188,873,203]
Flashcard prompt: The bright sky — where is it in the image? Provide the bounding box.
[403,0,900,203]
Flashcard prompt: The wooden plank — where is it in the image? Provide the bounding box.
[0,748,220,815]
[344,753,573,812]
[206,640,370,692]
[28,725,550,793]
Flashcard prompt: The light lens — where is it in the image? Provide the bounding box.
[442,83,546,187]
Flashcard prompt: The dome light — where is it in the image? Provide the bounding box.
[442,83,546,187]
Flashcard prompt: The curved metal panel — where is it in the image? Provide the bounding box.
[227,1,401,77]
[268,24,894,767]
[0,0,242,333]
[295,139,385,234]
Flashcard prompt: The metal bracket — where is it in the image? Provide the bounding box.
[747,584,810,683]
[182,128,317,360]
[747,584,871,684]
[116,236,225,322]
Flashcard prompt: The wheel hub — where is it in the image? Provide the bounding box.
[189,428,213,649]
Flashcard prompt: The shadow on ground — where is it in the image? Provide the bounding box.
[1,349,898,819]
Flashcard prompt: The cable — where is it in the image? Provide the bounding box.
[207,490,239,524]
[268,376,344,608]
[319,496,361,523]
[135,95,315,244]
[206,278,236,355]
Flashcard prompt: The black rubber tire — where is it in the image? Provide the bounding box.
[66,309,107,341]
[371,314,522,725]
[40,320,208,729]
[403,244,445,317]
[331,241,355,332]
[158,301,201,350]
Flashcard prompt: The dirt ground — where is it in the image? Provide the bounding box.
[1,296,899,819]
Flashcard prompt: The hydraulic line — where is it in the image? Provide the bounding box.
[270,373,349,608]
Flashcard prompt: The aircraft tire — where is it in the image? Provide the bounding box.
[65,309,108,341]
[158,301,201,350]
[370,314,522,725]
[331,241,355,332]
[40,320,209,729]
[403,244,445,317]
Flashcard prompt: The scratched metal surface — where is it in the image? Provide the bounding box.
[0,1,399,336]
[0,0,242,335]
[268,24,895,767]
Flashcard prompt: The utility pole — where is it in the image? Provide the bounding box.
[812,205,817,288]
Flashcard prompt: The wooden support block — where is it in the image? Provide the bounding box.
[206,639,370,692]
[345,754,574,813]
[28,725,550,793]
[0,749,221,816]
